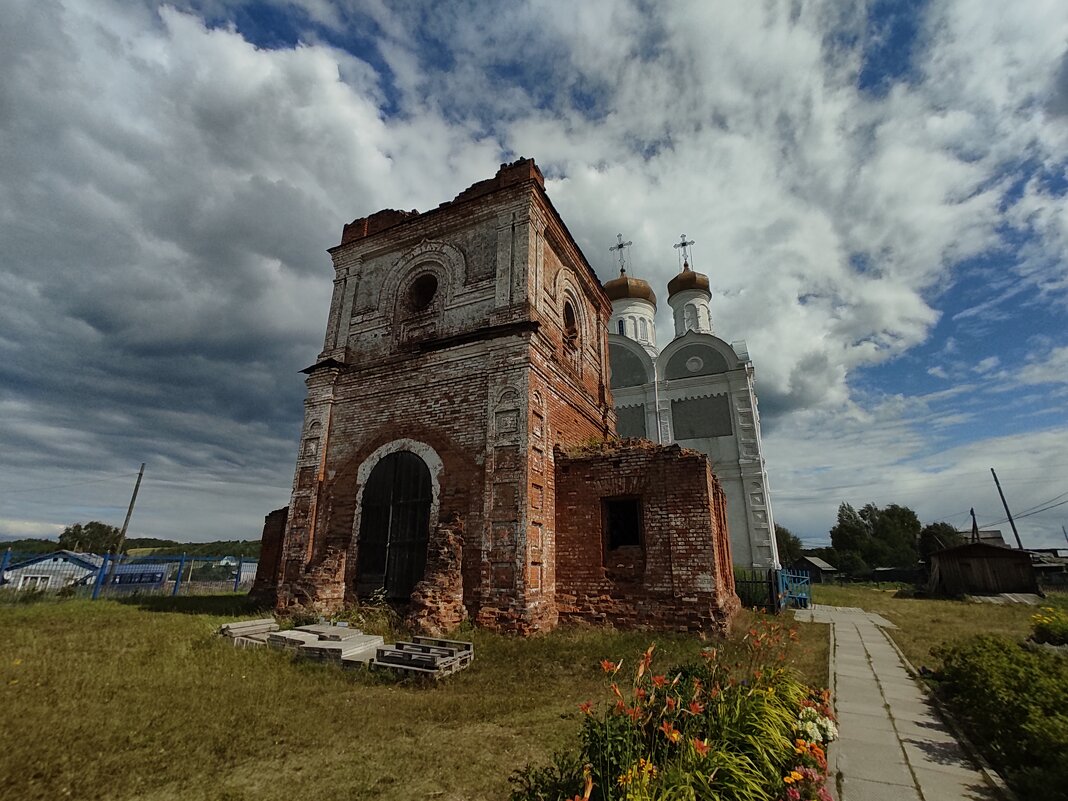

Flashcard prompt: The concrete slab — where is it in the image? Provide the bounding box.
[836,720,900,747]
[266,630,320,649]
[900,740,978,776]
[835,697,890,716]
[836,741,912,784]
[894,718,957,744]
[834,676,882,696]
[293,623,363,641]
[910,766,1000,800]
[839,776,921,801]
[836,710,898,733]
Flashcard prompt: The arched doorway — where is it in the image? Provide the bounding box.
[355,451,432,600]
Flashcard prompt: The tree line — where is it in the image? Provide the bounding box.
[776,502,968,576]
[2,521,261,557]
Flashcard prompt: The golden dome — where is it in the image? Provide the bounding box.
[667,263,710,297]
[604,271,657,306]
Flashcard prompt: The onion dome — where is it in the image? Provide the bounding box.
[667,261,710,297]
[604,269,657,306]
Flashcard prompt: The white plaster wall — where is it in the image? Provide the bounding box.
[668,288,713,337]
[610,297,658,354]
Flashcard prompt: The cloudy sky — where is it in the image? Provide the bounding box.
[2,0,1067,549]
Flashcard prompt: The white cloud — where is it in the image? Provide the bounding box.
[1,0,1067,543]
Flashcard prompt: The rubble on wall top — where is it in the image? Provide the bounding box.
[340,157,545,245]
[556,437,705,460]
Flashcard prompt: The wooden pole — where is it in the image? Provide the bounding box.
[103,463,145,590]
[990,467,1024,549]
[115,463,145,556]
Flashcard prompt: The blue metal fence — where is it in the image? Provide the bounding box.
[0,549,257,600]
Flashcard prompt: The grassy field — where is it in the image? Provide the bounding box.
[0,596,827,801]
[811,582,1068,669]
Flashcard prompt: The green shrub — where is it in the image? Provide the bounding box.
[934,635,1068,801]
[1031,607,1068,646]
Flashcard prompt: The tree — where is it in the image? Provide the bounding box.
[919,522,965,561]
[58,521,122,554]
[829,502,921,570]
[872,504,921,568]
[830,503,870,556]
[835,551,869,578]
[775,524,804,566]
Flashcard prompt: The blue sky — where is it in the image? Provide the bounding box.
[0,0,1066,549]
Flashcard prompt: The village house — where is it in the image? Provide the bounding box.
[254,158,739,634]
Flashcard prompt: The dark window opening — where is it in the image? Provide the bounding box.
[563,301,579,349]
[408,273,438,311]
[617,319,625,335]
[604,497,642,550]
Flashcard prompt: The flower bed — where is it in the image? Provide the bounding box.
[934,634,1068,801]
[510,619,837,801]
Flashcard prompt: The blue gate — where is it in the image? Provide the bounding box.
[775,569,811,610]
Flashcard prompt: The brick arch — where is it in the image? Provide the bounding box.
[378,239,465,314]
[317,428,478,603]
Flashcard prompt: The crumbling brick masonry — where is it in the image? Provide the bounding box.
[260,158,739,634]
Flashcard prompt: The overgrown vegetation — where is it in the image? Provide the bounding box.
[934,635,1068,801]
[1031,606,1068,645]
[0,598,827,801]
[510,618,836,801]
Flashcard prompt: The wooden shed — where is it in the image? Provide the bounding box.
[792,556,838,584]
[927,543,1038,596]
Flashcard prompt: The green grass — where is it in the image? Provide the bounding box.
[0,597,827,801]
[812,583,1068,669]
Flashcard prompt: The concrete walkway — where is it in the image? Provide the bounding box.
[794,605,1003,801]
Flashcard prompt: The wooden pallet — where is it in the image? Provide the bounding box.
[371,639,474,678]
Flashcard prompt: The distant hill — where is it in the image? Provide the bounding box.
[0,538,60,554]
[2,537,260,558]
[126,540,261,558]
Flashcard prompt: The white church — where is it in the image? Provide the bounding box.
[605,237,780,568]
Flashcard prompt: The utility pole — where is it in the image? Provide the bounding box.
[115,463,145,556]
[990,467,1024,549]
[103,464,145,591]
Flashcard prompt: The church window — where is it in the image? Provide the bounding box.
[684,304,697,331]
[407,273,438,312]
[617,319,625,336]
[638,318,648,341]
[604,497,642,550]
[563,301,579,349]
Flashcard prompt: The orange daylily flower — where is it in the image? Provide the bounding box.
[578,701,594,716]
[688,699,705,714]
[665,696,677,711]
[692,738,711,758]
[652,674,667,688]
[659,721,681,743]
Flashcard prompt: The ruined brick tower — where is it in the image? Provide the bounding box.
[261,158,738,633]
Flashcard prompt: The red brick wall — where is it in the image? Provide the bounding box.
[250,506,288,604]
[554,440,739,632]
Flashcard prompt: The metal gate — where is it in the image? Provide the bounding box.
[776,569,811,610]
[356,451,432,600]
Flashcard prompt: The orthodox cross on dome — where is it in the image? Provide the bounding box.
[609,233,633,274]
[673,234,695,270]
